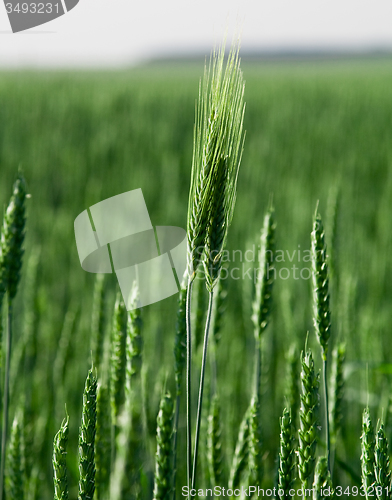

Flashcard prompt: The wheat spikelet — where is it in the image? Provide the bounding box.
[110,293,127,425]
[0,173,27,301]
[187,41,245,283]
[7,415,24,500]
[126,283,143,391]
[374,423,391,500]
[248,396,263,489]
[153,392,174,500]
[94,383,111,500]
[53,415,69,500]
[297,349,320,490]
[278,408,295,499]
[311,209,331,358]
[78,369,97,500]
[91,274,106,371]
[229,406,250,490]
[207,394,224,487]
[361,407,376,500]
[285,345,300,435]
[330,343,346,440]
[252,206,275,339]
[313,457,333,500]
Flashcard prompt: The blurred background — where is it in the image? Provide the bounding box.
[1,1,392,499]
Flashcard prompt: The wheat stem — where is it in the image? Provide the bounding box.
[192,289,213,489]
[185,278,193,499]
[322,358,330,472]
[0,300,12,500]
[172,394,181,500]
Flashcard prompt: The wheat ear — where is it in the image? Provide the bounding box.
[0,173,27,500]
[374,423,391,500]
[153,392,174,500]
[361,407,376,500]
[252,206,275,400]
[311,207,331,471]
[278,408,295,499]
[78,369,97,500]
[53,415,69,500]
[207,394,224,487]
[91,274,106,372]
[110,293,127,430]
[7,415,24,500]
[94,382,111,500]
[229,406,250,490]
[298,349,320,493]
[248,396,263,489]
[313,457,333,500]
[187,39,245,493]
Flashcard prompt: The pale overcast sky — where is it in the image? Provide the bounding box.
[0,0,391,67]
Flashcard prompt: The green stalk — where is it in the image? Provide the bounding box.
[185,278,193,499]
[0,300,12,500]
[172,394,181,500]
[191,290,213,488]
[322,358,330,472]
[172,280,187,500]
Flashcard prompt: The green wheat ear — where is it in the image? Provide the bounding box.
[374,423,391,500]
[78,369,97,500]
[278,408,295,500]
[361,407,376,500]
[91,274,106,371]
[53,415,69,500]
[207,394,225,488]
[298,349,320,491]
[0,173,27,301]
[311,209,331,359]
[252,205,276,339]
[229,405,250,490]
[94,383,111,500]
[153,392,174,500]
[313,457,333,500]
[248,396,263,489]
[110,293,127,426]
[7,415,24,500]
[330,343,346,440]
[187,41,245,283]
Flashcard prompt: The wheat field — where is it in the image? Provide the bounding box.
[0,56,392,499]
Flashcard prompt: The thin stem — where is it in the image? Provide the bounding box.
[192,290,214,489]
[186,279,193,499]
[254,335,261,400]
[0,299,12,500]
[323,355,330,473]
[209,336,217,398]
[172,393,181,500]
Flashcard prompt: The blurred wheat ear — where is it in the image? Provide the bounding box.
[0,173,27,500]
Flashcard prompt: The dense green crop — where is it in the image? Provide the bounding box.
[0,57,392,498]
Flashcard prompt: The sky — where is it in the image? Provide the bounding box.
[0,0,392,67]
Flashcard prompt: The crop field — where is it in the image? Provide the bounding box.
[0,56,392,499]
